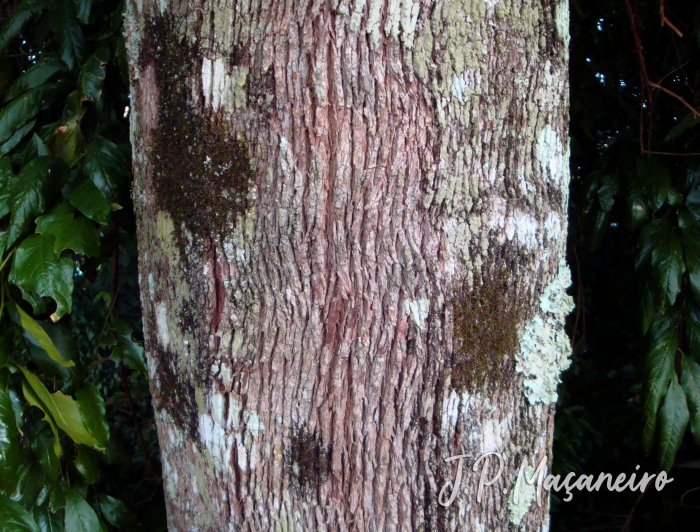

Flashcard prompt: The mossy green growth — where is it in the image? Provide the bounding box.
[141,15,252,255]
[451,267,526,393]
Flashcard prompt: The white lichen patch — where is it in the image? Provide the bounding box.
[403,298,430,328]
[536,124,565,186]
[155,302,170,348]
[442,389,461,433]
[555,1,570,45]
[515,260,575,403]
[508,466,538,525]
[201,56,248,111]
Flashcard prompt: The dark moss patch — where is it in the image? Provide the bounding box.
[450,267,527,393]
[152,345,198,439]
[141,15,252,256]
[285,427,331,496]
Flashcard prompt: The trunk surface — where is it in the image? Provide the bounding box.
[124,0,572,530]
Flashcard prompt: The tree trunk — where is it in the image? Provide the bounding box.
[124,0,571,530]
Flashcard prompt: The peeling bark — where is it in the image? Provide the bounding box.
[124,0,571,530]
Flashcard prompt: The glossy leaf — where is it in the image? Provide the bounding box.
[83,137,128,202]
[68,179,110,226]
[48,95,86,166]
[681,354,700,446]
[651,231,685,307]
[642,330,677,454]
[9,456,45,508]
[0,493,40,532]
[77,48,109,103]
[22,380,62,457]
[96,495,137,529]
[75,386,108,448]
[31,428,60,480]
[32,506,64,532]
[18,366,101,449]
[6,156,69,247]
[73,446,99,484]
[4,57,68,103]
[658,378,689,471]
[0,389,19,492]
[109,318,147,376]
[0,0,51,54]
[637,157,671,211]
[0,119,36,157]
[9,234,74,320]
[13,304,73,367]
[52,216,100,257]
[64,489,99,532]
[636,218,671,271]
[0,82,71,147]
[0,156,13,219]
[53,0,87,72]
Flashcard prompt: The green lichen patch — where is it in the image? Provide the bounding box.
[141,15,252,255]
[285,427,331,496]
[450,267,527,393]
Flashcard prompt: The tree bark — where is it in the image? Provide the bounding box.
[124,0,572,530]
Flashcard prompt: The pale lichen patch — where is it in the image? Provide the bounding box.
[515,260,574,403]
[508,465,537,525]
[403,298,430,328]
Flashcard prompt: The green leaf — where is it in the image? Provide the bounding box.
[0,82,71,147]
[18,366,101,449]
[0,389,19,492]
[664,107,700,142]
[69,180,110,226]
[52,216,100,257]
[64,489,99,532]
[75,386,108,448]
[77,48,110,103]
[651,231,685,307]
[96,495,137,529]
[636,218,671,271]
[35,202,74,236]
[9,455,45,508]
[682,221,700,304]
[4,57,68,103]
[681,354,700,446]
[48,479,65,512]
[47,94,86,166]
[33,133,50,157]
[6,156,69,247]
[0,0,51,54]
[9,234,74,320]
[637,157,671,211]
[25,322,82,393]
[0,156,13,219]
[642,330,677,454]
[53,0,87,72]
[597,175,617,212]
[32,427,60,480]
[0,120,36,157]
[75,0,93,25]
[83,137,129,202]
[0,493,40,532]
[658,378,689,471]
[109,318,147,376]
[627,185,649,228]
[13,304,73,367]
[73,446,99,484]
[32,506,64,532]
[22,379,62,457]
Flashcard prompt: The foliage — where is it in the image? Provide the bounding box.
[554,0,700,529]
[0,1,165,531]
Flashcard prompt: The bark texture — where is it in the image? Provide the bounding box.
[124,0,571,530]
